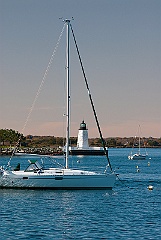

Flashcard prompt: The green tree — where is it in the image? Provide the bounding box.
[0,129,23,147]
[106,138,116,147]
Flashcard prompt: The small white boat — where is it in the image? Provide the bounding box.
[128,153,146,160]
[128,125,148,160]
[0,19,116,190]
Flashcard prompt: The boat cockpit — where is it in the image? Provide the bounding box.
[25,160,42,172]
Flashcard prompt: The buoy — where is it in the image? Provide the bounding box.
[136,166,140,172]
[148,185,153,190]
[148,162,150,166]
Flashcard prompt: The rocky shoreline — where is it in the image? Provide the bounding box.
[0,147,64,156]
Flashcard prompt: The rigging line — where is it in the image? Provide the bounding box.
[7,24,66,166]
[116,174,130,189]
[69,23,113,172]
[48,156,64,168]
[21,23,66,135]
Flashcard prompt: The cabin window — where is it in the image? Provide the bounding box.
[23,177,28,180]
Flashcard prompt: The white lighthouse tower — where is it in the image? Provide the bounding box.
[68,120,107,155]
[77,120,89,149]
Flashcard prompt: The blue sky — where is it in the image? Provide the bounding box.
[0,0,161,138]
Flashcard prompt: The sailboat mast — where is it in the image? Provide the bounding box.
[65,19,70,169]
[138,125,141,155]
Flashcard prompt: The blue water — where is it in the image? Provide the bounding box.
[0,148,161,239]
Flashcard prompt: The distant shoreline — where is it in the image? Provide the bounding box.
[0,145,161,156]
[1,130,160,150]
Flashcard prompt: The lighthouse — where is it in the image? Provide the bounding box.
[77,120,89,149]
[68,120,107,155]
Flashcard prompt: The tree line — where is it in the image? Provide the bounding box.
[0,128,161,148]
[0,129,24,146]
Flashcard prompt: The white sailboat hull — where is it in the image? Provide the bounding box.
[128,153,147,160]
[0,169,116,190]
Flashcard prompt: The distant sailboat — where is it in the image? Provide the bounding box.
[128,125,148,160]
[0,19,116,189]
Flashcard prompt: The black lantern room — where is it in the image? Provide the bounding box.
[79,120,88,130]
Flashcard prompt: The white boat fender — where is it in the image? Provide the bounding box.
[0,166,4,175]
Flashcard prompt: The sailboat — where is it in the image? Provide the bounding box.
[0,19,116,189]
[128,125,147,160]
